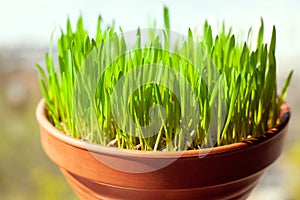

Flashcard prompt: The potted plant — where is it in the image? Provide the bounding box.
[36,7,293,199]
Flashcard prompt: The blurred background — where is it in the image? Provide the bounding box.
[0,0,299,199]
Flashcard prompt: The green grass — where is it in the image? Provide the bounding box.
[37,7,293,151]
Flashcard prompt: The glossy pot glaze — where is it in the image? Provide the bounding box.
[36,99,290,200]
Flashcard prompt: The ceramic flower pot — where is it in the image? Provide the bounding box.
[36,98,290,200]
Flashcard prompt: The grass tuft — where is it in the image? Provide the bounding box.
[37,8,292,151]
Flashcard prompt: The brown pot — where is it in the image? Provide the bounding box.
[36,99,290,200]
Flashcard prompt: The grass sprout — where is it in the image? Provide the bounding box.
[37,7,293,151]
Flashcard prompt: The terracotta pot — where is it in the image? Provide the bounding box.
[36,98,290,200]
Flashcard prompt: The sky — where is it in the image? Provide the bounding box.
[0,0,299,73]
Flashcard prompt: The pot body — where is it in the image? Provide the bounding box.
[36,99,290,200]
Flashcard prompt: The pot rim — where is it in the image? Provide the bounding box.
[36,98,290,158]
